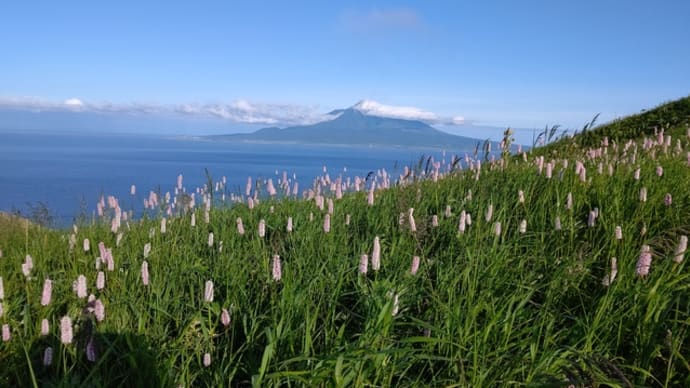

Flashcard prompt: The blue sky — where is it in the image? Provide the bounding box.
[1,0,689,139]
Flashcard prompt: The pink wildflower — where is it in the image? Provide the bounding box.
[208,232,214,247]
[160,217,167,234]
[664,193,672,206]
[221,308,231,327]
[458,211,466,234]
[588,211,596,227]
[236,217,245,235]
[203,352,212,367]
[105,248,114,271]
[493,222,502,236]
[519,219,527,234]
[444,205,452,218]
[636,245,652,277]
[266,179,277,196]
[98,241,107,260]
[323,214,331,233]
[287,217,293,232]
[633,168,640,180]
[141,260,150,286]
[431,215,439,227]
[2,324,9,342]
[41,279,52,306]
[94,299,105,322]
[640,187,647,202]
[518,190,525,204]
[410,256,420,275]
[359,254,368,274]
[259,219,266,238]
[615,226,622,240]
[272,255,282,282]
[83,238,90,252]
[60,316,73,344]
[41,319,50,336]
[545,162,553,179]
[485,204,493,222]
[0,277,3,299]
[22,254,33,277]
[656,165,663,177]
[674,236,688,264]
[96,271,105,290]
[371,237,381,271]
[204,280,214,302]
[408,208,416,232]
[391,293,400,316]
[74,275,87,299]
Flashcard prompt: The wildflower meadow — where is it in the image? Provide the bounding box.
[1,97,689,386]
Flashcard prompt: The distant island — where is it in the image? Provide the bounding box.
[206,101,494,150]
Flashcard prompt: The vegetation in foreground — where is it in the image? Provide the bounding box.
[0,97,689,387]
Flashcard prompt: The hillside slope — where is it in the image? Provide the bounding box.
[536,95,690,155]
[0,97,689,386]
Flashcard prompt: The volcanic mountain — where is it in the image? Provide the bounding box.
[207,101,488,150]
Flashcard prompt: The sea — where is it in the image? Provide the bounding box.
[0,132,476,227]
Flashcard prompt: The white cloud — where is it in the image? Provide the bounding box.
[0,96,466,127]
[0,96,57,111]
[353,100,436,120]
[64,98,83,107]
[199,101,324,126]
[352,100,463,125]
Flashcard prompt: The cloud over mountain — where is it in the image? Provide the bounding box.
[63,98,84,107]
[350,100,463,125]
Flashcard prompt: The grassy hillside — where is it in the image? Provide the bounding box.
[0,98,689,387]
[535,95,690,156]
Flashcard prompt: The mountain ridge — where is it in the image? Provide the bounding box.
[207,105,490,150]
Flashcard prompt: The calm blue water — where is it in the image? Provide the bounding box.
[0,132,470,227]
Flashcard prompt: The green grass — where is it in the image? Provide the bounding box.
[1,97,690,387]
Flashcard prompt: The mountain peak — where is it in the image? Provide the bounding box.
[208,101,485,149]
[330,100,463,125]
[351,99,378,111]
